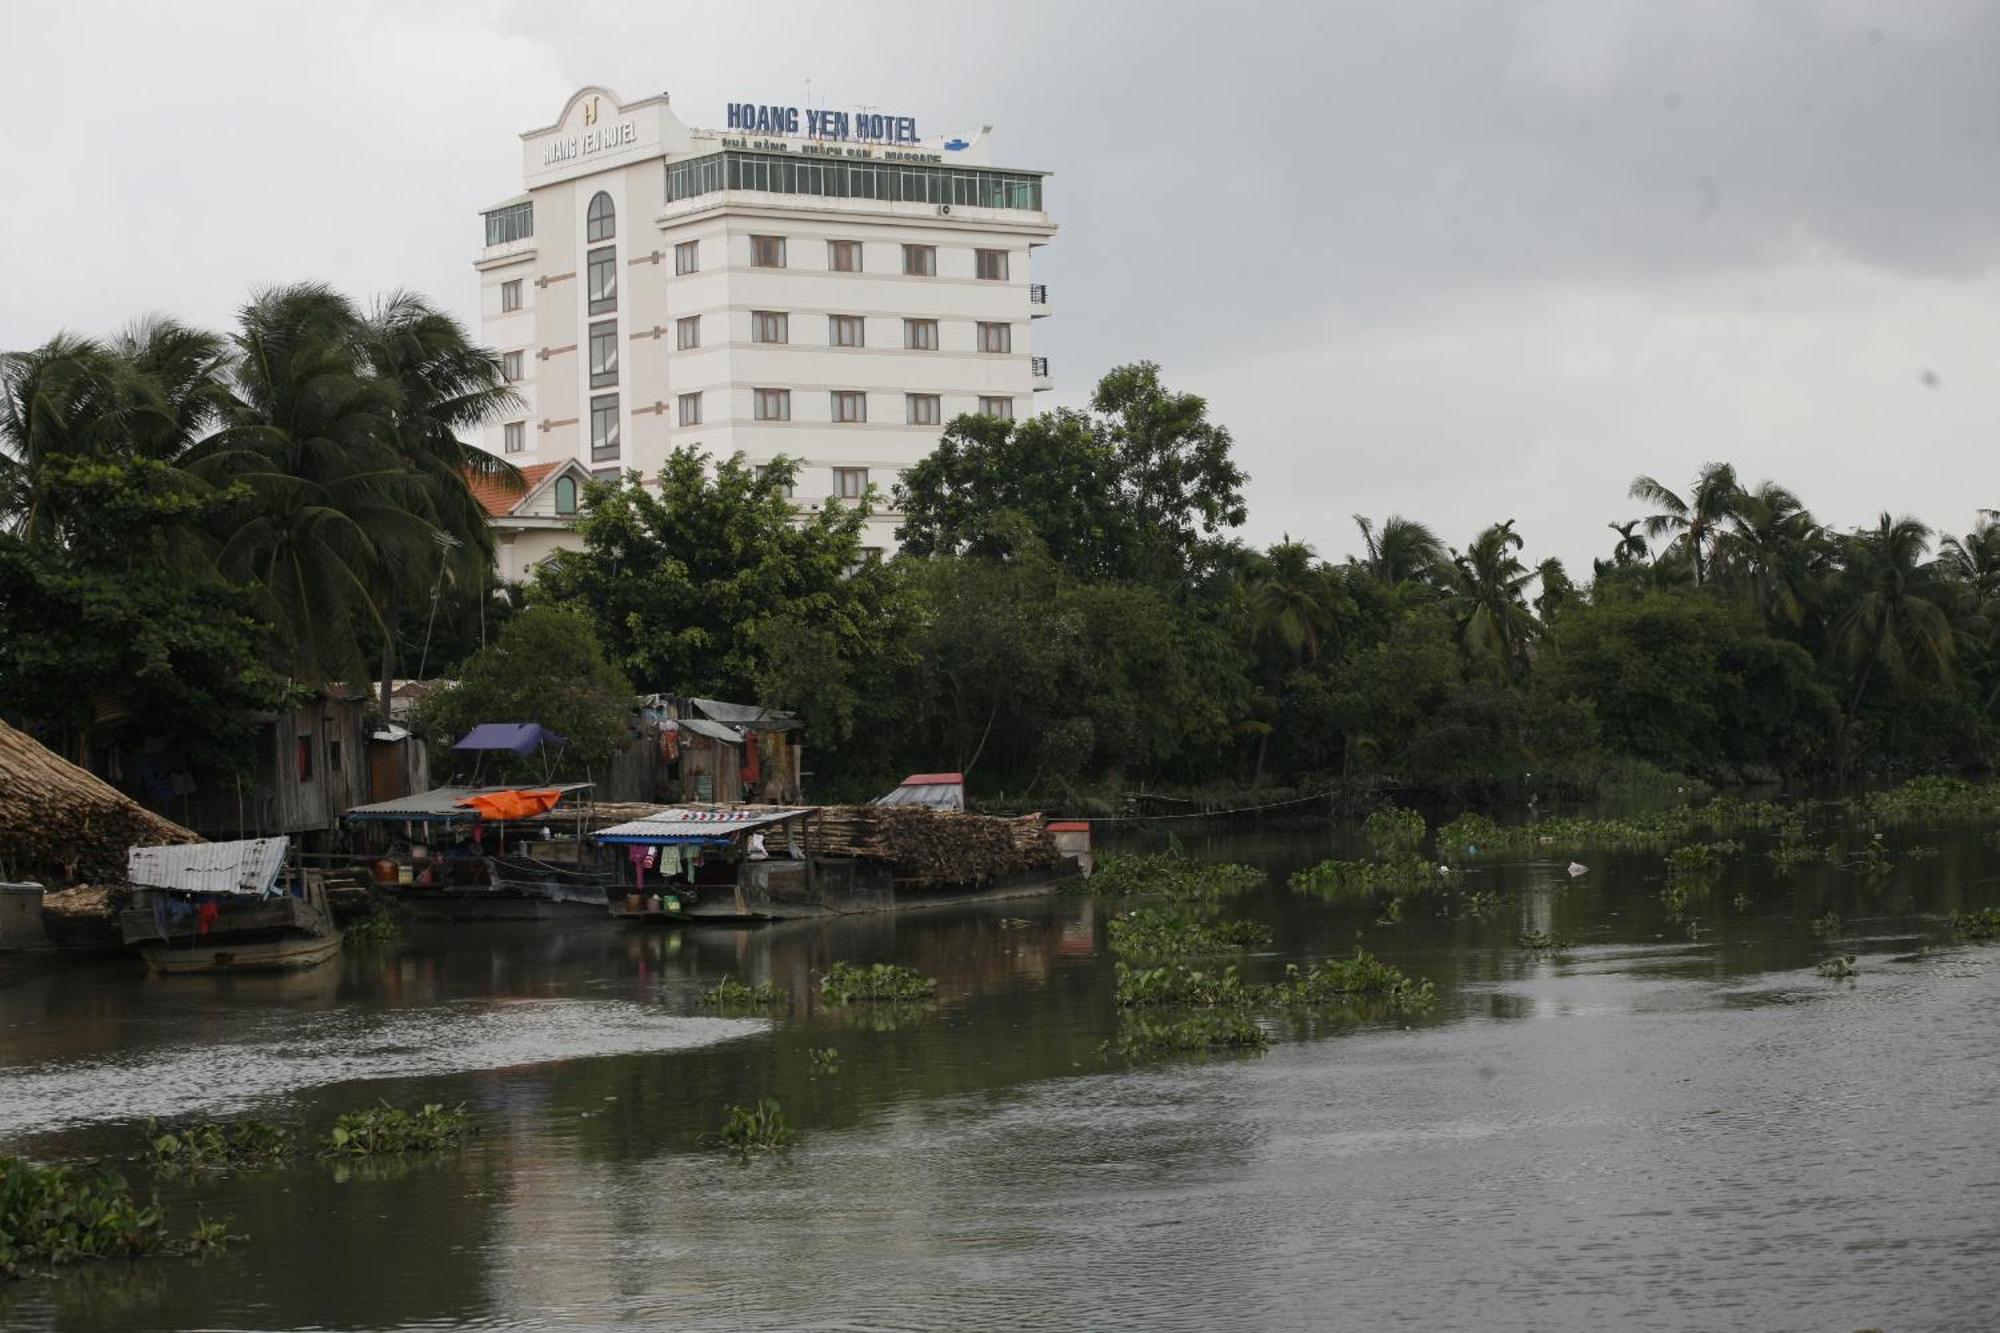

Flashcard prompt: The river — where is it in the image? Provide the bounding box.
[2,819,1997,1331]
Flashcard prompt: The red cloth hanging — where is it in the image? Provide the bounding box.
[196,902,220,937]
[741,732,762,785]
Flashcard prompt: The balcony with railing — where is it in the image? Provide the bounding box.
[1031,356,1052,391]
[1029,282,1051,316]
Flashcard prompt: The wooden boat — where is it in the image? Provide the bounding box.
[611,856,1083,924]
[120,880,342,975]
[119,837,343,975]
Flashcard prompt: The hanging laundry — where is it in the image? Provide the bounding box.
[741,733,762,785]
[196,902,220,937]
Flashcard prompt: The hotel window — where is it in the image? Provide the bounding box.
[676,314,700,350]
[500,279,522,312]
[902,244,936,276]
[976,248,1009,280]
[906,393,941,426]
[831,390,867,423]
[903,318,938,350]
[979,396,1016,420]
[554,475,578,515]
[751,234,786,268]
[590,393,620,461]
[678,391,702,426]
[674,240,699,274]
[587,246,617,315]
[754,388,791,421]
[501,350,524,382]
[829,314,865,348]
[503,421,526,454]
[752,311,788,344]
[978,321,1012,353]
[833,467,869,500]
[827,239,862,272]
[586,191,616,243]
[588,321,618,389]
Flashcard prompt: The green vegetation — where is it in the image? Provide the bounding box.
[714,1099,796,1156]
[319,1103,469,1157]
[343,910,403,947]
[1104,1012,1271,1057]
[698,977,788,1008]
[1114,962,1263,1009]
[1948,907,2000,942]
[1517,930,1572,952]
[808,1047,841,1073]
[1809,911,1842,939]
[1084,851,1265,902]
[1666,840,1742,879]
[1267,951,1437,1010]
[819,962,937,1005]
[0,1157,233,1279]
[1289,855,1441,898]
[1815,954,1860,978]
[145,1119,293,1172]
[1363,804,1429,856]
[1106,905,1272,959]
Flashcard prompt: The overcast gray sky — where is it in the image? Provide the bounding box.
[4,0,1997,573]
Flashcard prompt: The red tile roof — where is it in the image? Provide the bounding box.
[467,462,559,517]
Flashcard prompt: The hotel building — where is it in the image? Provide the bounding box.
[475,85,1056,571]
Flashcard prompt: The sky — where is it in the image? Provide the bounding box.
[4,0,1998,573]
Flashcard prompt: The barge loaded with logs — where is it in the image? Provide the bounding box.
[594,784,1090,923]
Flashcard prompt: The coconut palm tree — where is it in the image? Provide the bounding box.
[0,334,123,543]
[361,292,521,708]
[1629,462,1742,585]
[1832,513,1957,718]
[1247,538,1347,664]
[1534,557,1573,625]
[1353,513,1446,586]
[1716,480,1823,629]
[1605,520,1650,566]
[192,284,433,684]
[1447,519,1538,681]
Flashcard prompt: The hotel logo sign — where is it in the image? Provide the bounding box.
[543,98,636,166]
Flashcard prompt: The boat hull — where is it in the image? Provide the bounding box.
[135,930,343,975]
[379,886,608,921]
[612,859,1082,924]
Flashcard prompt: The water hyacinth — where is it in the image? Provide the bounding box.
[320,1103,470,1157]
[1104,1012,1271,1057]
[714,1099,795,1156]
[699,976,788,1008]
[819,962,937,1004]
[1289,855,1442,898]
[0,1157,235,1279]
[1083,850,1266,902]
[1106,905,1272,959]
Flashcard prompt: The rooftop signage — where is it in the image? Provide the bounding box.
[725,101,920,145]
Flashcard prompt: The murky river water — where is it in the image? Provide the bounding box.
[3,820,1998,1331]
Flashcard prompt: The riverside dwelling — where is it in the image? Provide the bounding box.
[475,85,1057,553]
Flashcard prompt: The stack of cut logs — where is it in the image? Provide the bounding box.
[807,806,1059,886]
[0,719,200,884]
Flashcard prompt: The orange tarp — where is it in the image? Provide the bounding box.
[456,789,565,821]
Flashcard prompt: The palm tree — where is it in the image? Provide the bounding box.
[1248,538,1346,663]
[192,284,431,684]
[361,292,520,708]
[1447,519,1538,681]
[1629,462,1742,585]
[0,334,122,543]
[1353,513,1445,586]
[1606,520,1650,566]
[1716,480,1822,628]
[1935,511,2000,710]
[1832,513,1957,718]
[1534,557,1573,624]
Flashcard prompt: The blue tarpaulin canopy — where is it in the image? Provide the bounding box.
[452,723,568,755]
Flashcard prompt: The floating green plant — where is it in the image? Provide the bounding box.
[0,1157,235,1279]
[1103,1012,1271,1057]
[344,909,403,946]
[1114,961,1261,1009]
[320,1103,469,1157]
[819,961,937,1004]
[1665,840,1742,880]
[699,976,788,1008]
[1083,850,1266,902]
[1947,907,2000,942]
[1439,803,1786,858]
[1106,906,1272,959]
[145,1119,294,1172]
[1809,910,1842,939]
[807,1047,840,1073]
[1815,954,1859,978]
[1363,804,1428,857]
[714,1098,795,1156]
[1858,775,2000,827]
[1289,855,1441,898]
[1517,930,1571,952]
[1268,950,1435,1010]
[1374,896,1405,926]
[1459,889,1503,918]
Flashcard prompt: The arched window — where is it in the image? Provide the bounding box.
[586,192,615,243]
[554,475,578,515]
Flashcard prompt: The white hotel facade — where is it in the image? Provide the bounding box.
[475,86,1056,568]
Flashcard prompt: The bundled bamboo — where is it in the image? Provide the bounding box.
[807,806,1059,886]
[0,719,200,883]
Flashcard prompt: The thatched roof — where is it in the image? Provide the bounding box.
[0,718,200,883]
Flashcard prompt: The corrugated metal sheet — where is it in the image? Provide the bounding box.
[680,718,745,744]
[691,698,802,731]
[127,838,290,897]
[343,783,592,822]
[594,807,811,845]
